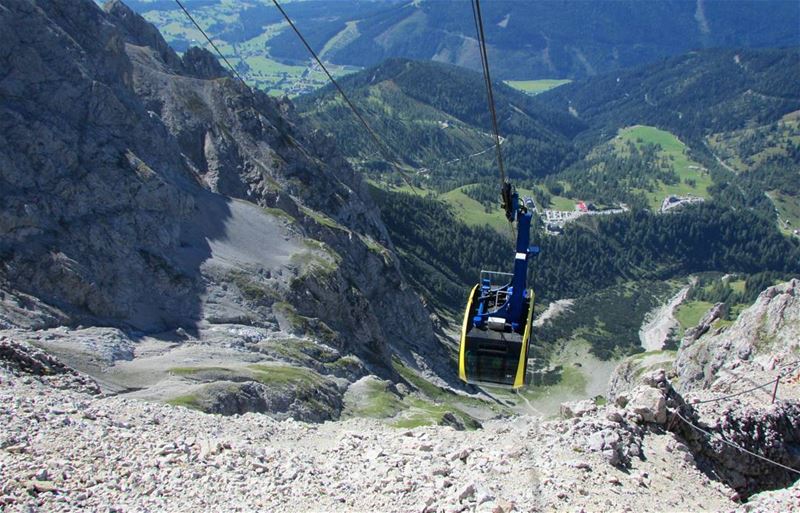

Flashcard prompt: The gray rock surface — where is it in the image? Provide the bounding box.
[559,399,596,419]
[0,360,741,513]
[0,338,100,395]
[675,279,800,396]
[0,0,451,419]
[682,302,727,346]
[626,383,667,424]
[607,349,676,402]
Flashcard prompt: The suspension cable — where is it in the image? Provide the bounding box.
[270,0,416,189]
[173,0,248,87]
[471,0,506,189]
[173,0,415,190]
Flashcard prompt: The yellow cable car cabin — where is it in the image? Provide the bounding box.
[458,187,538,389]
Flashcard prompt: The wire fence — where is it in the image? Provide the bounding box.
[689,359,800,405]
[667,358,800,475]
[672,409,800,475]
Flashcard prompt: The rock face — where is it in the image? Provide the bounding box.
[675,279,800,393]
[0,0,447,419]
[615,280,800,498]
[0,0,196,329]
[606,367,800,498]
[681,302,727,346]
[606,349,676,401]
[0,338,100,395]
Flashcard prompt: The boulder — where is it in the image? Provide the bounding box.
[560,399,597,419]
[626,385,667,424]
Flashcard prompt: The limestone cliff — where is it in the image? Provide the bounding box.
[0,0,447,420]
[604,279,800,497]
[674,279,799,394]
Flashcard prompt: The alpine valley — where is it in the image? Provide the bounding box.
[0,1,799,512]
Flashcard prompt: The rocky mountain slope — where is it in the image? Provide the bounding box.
[609,279,800,498]
[2,278,799,511]
[1,1,798,510]
[0,0,452,421]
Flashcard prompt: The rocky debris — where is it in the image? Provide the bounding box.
[560,399,596,419]
[638,284,691,351]
[0,338,99,394]
[627,384,667,423]
[678,401,800,496]
[0,370,740,513]
[601,281,800,502]
[736,478,800,513]
[560,397,651,468]
[660,280,800,497]
[607,350,676,402]
[612,369,800,499]
[572,411,646,467]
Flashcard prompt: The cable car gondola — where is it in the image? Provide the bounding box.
[458,185,538,389]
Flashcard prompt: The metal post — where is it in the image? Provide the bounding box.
[771,377,780,404]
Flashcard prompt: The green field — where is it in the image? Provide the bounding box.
[504,79,571,95]
[728,278,746,294]
[614,125,712,210]
[376,181,579,235]
[440,184,581,233]
[142,6,359,96]
[439,187,510,232]
[548,193,577,211]
[674,300,714,332]
[768,190,800,235]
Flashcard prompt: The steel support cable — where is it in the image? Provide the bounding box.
[174,0,415,190]
[672,409,800,475]
[690,378,779,405]
[690,359,800,405]
[471,0,506,189]
[470,0,492,116]
[270,0,416,190]
[173,0,248,87]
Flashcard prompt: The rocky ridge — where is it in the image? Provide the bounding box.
[1,281,798,509]
[1,0,799,509]
[605,279,800,500]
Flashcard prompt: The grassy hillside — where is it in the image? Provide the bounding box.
[707,116,800,173]
[537,48,800,144]
[541,124,712,211]
[613,126,712,209]
[505,79,571,96]
[296,59,582,189]
[705,116,800,234]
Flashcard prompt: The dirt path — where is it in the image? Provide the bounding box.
[639,285,691,351]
